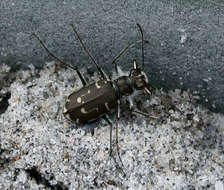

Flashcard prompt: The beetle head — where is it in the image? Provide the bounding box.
[129,60,152,95]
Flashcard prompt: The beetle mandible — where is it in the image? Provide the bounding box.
[33,23,153,159]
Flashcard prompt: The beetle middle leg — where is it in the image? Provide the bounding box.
[103,105,124,167]
[115,103,124,166]
[127,96,159,119]
[102,115,121,161]
[102,115,113,156]
[103,114,126,175]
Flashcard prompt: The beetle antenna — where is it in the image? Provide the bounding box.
[136,23,144,69]
[32,33,78,71]
[33,33,87,86]
[111,40,149,73]
[111,44,129,73]
[71,24,108,80]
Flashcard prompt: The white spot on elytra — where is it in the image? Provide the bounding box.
[65,114,72,120]
[77,97,82,103]
[95,81,101,89]
[105,102,110,111]
[81,107,88,114]
[63,106,67,113]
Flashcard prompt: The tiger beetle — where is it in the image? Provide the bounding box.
[33,23,154,165]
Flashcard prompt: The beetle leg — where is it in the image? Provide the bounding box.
[102,115,113,156]
[115,103,123,166]
[131,110,159,119]
[126,96,158,119]
[102,115,126,175]
[127,96,134,111]
[75,67,87,86]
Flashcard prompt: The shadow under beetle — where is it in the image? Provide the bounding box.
[33,23,154,165]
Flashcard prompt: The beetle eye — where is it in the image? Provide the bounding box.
[135,77,146,89]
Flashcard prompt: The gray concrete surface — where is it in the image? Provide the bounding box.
[1,0,224,113]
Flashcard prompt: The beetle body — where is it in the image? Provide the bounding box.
[64,69,150,124]
[64,80,119,124]
[34,23,152,125]
[34,23,152,164]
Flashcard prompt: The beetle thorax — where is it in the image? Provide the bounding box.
[114,76,134,97]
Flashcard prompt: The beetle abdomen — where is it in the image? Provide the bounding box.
[64,80,119,124]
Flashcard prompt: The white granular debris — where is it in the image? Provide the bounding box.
[0,62,224,190]
[215,181,224,190]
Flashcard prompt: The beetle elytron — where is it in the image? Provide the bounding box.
[33,23,153,159]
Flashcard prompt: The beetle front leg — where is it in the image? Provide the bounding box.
[127,96,134,111]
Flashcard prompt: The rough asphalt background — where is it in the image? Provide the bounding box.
[1,0,224,114]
